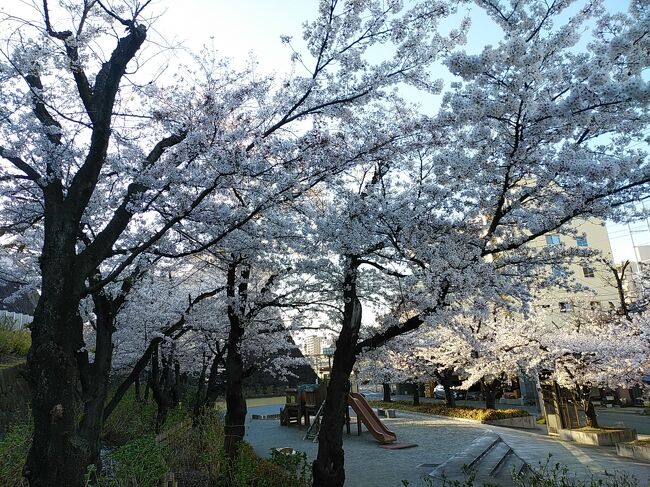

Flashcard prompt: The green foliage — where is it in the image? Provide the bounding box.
[109,435,167,487]
[269,448,311,486]
[513,455,639,487]
[232,442,310,487]
[369,400,529,421]
[102,388,157,446]
[0,318,31,356]
[0,419,31,486]
[163,408,226,482]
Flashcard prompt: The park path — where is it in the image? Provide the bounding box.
[244,403,650,487]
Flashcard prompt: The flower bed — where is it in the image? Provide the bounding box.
[367,400,530,422]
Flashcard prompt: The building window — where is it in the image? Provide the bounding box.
[582,266,595,278]
[559,302,573,313]
[576,236,588,247]
[546,235,561,246]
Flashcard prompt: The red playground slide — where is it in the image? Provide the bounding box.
[347,392,397,444]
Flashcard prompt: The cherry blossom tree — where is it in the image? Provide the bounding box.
[0,0,471,483]
[540,311,649,428]
[304,1,649,485]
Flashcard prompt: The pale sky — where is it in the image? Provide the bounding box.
[5,0,646,262]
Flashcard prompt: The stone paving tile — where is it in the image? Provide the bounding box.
[245,405,650,487]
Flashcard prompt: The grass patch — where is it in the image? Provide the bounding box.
[0,417,31,486]
[368,400,529,421]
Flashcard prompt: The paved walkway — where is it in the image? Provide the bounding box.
[244,404,650,487]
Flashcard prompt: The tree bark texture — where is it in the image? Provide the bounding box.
[436,370,456,408]
[482,378,501,410]
[24,21,148,487]
[313,257,361,487]
[224,261,249,464]
[412,383,420,406]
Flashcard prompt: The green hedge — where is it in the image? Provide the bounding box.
[368,400,529,421]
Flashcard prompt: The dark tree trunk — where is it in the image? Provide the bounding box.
[193,353,209,421]
[313,256,362,487]
[482,378,501,410]
[583,398,598,428]
[25,249,89,487]
[77,286,116,472]
[25,234,116,486]
[412,383,420,406]
[577,385,598,428]
[223,261,249,464]
[20,20,158,486]
[436,370,456,408]
[382,383,392,402]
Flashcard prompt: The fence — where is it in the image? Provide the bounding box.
[0,310,32,328]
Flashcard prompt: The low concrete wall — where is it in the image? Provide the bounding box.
[616,442,650,462]
[483,415,536,429]
[559,428,637,446]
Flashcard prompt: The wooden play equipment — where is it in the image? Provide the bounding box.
[280,383,326,427]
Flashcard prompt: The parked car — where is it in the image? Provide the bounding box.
[434,385,482,401]
[434,384,464,400]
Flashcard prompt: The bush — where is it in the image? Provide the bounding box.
[102,388,157,446]
[163,408,226,482]
[109,435,168,487]
[233,442,310,487]
[0,419,31,486]
[368,400,529,421]
[0,318,31,357]
[512,455,639,487]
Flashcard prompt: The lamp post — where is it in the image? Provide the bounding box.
[323,346,336,379]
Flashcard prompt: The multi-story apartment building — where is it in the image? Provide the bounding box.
[531,219,622,323]
[303,335,323,357]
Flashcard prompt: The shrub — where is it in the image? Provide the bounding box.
[512,455,639,487]
[162,408,226,482]
[0,318,31,357]
[0,419,31,486]
[102,388,157,446]
[233,442,309,487]
[109,435,167,487]
[368,400,529,421]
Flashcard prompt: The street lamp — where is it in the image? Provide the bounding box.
[323,346,336,377]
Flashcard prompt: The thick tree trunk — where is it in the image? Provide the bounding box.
[482,378,501,410]
[25,302,89,486]
[24,232,91,487]
[313,257,361,487]
[223,261,249,464]
[577,385,598,428]
[583,398,598,428]
[443,383,456,408]
[412,383,420,406]
[437,370,456,408]
[77,290,115,472]
[382,383,392,402]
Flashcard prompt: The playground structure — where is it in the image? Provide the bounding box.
[280,384,326,427]
[280,385,396,444]
[347,392,396,444]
